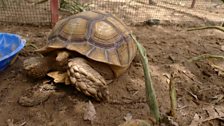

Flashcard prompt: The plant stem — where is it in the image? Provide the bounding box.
[131,34,160,123]
[187,26,224,32]
[191,0,196,8]
[188,54,224,62]
[169,73,177,117]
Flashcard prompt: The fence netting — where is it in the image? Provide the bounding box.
[0,0,223,25]
[0,0,51,25]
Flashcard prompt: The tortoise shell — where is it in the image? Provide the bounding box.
[38,11,137,67]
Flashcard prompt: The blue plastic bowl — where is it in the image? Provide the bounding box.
[0,33,26,71]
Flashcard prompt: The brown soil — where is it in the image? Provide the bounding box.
[0,22,224,126]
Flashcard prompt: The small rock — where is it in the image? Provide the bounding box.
[83,101,96,122]
[124,113,132,121]
[221,45,224,51]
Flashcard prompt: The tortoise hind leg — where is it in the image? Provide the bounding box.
[23,57,55,78]
[67,58,109,101]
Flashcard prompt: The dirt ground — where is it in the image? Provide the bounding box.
[0,21,224,126]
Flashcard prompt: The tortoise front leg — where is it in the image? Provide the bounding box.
[67,58,109,101]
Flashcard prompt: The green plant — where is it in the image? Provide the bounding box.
[188,54,224,62]
[188,25,224,62]
[187,26,224,32]
[131,34,160,123]
[188,25,224,78]
[60,0,89,14]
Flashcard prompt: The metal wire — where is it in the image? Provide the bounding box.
[0,0,223,25]
[0,0,51,25]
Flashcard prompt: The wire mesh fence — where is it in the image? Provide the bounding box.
[0,0,51,25]
[0,0,223,26]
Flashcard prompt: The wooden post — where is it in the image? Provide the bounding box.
[149,0,156,5]
[191,0,196,8]
[50,0,59,27]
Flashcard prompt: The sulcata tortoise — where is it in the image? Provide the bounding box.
[23,10,137,101]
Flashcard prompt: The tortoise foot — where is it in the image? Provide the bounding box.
[68,58,109,101]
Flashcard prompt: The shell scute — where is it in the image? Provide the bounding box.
[59,18,88,41]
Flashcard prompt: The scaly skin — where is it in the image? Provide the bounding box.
[23,56,67,78]
[23,50,71,78]
[23,47,115,101]
[23,57,54,78]
[67,58,109,101]
[23,56,112,101]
